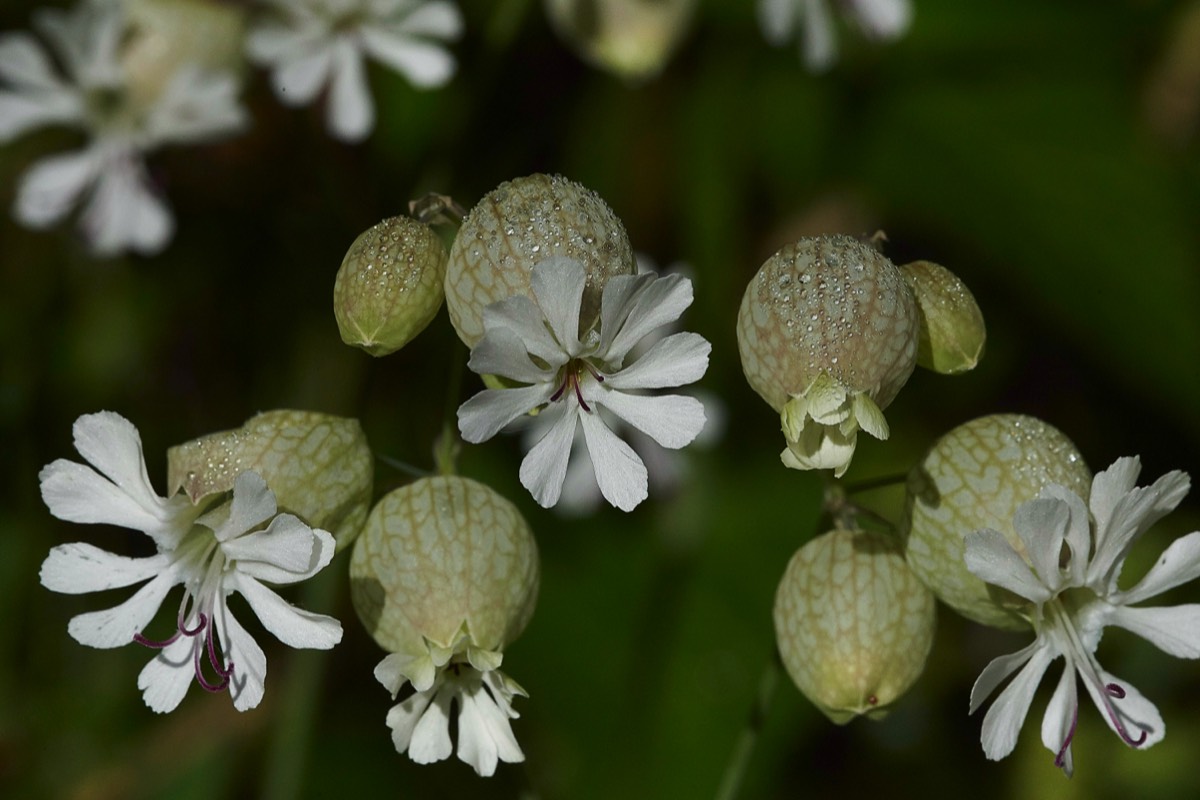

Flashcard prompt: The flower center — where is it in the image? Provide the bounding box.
[133,535,235,693]
[549,358,604,412]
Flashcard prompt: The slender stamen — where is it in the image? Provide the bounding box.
[206,618,234,678]
[573,374,591,412]
[1054,702,1079,768]
[134,629,182,649]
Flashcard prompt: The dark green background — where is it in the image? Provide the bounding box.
[3,0,1199,797]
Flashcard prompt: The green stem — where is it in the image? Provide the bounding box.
[434,337,467,476]
[713,652,781,800]
[840,472,908,494]
[376,453,431,479]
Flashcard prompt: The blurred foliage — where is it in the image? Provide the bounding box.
[3,0,1200,798]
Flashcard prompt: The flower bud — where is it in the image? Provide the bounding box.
[737,235,919,476]
[774,529,935,724]
[901,414,1091,629]
[167,410,373,551]
[544,0,696,81]
[121,0,246,109]
[445,174,636,347]
[899,260,985,375]
[334,215,448,356]
[350,476,539,656]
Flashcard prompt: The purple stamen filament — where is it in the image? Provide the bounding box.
[1054,704,1079,768]
[550,361,602,413]
[1103,682,1148,747]
[135,611,234,693]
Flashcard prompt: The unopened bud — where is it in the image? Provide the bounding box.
[445,174,636,347]
[349,476,539,657]
[167,410,373,551]
[774,529,935,724]
[737,235,919,476]
[544,0,696,81]
[899,260,985,374]
[334,215,447,356]
[901,414,1091,629]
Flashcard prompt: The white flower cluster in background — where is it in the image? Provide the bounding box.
[757,0,912,71]
[246,0,463,142]
[0,1,246,255]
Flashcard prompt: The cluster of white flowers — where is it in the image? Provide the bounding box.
[757,0,912,70]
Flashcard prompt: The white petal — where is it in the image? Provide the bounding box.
[530,257,586,353]
[757,0,798,45]
[386,686,437,753]
[468,326,557,385]
[594,389,706,449]
[41,544,169,594]
[273,47,333,106]
[518,403,579,508]
[1040,663,1077,776]
[15,149,97,228]
[849,0,913,40]
[482,295,567,366]
[1082,668,1165,751]
[360,26,456,88]
[603,332,710,390]
[223,515,331,582]
[1105,604,1200,659]
[0,33,64,90]
[137,635,195,713]
[144,68,247,146]
[67,570,179,648]
[458,383,557,443]
[327,38,373,141]
[207,472,277,543]
[457,677,525,776]
[1089,457,1142,546]
[408,683,455,763]
[218,605,267,712]
[1012,498,1070,593]
[0,89,81,143]
[1040,484,1092,585]
[1118,531,1200,604]
[963,528,1053,604]
[780,423,857,477]
[801,0,838,71]
[579,408,648,512]
[978,643,1056,761]
[395,2,464,39]
[600,274,693,365]
[969,637,1043,713]
[1090,468,1191,590]
[41,460,168,538]
[231,574,342,650]
[851,392,889,440]
[245,21,324,64]
[80,157,175,257]
[376,649,437,694]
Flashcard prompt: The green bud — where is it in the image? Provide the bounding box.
[737,235,919,475]
[445,174,636,347]
[899,260,986,374]
[167,410,373,551]
[901,414,1091,630]
[774,529,935,724]
[544,0,696,81]
[349,476,539,658]
[334,216,447,356]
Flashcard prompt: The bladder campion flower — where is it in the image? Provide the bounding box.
[350,476,539,776]
[965,457,1199,776]
[457,256,711,511]
[39,412,342,712]
[757,0,912,72]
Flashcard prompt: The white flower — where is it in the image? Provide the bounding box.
[246,0,463,142]
[757,0,912,71]
[457,256,711,512]
[374,632,526,777]
[964,457,1200,776]
[39,411,342,713]
[0,3,247,255]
